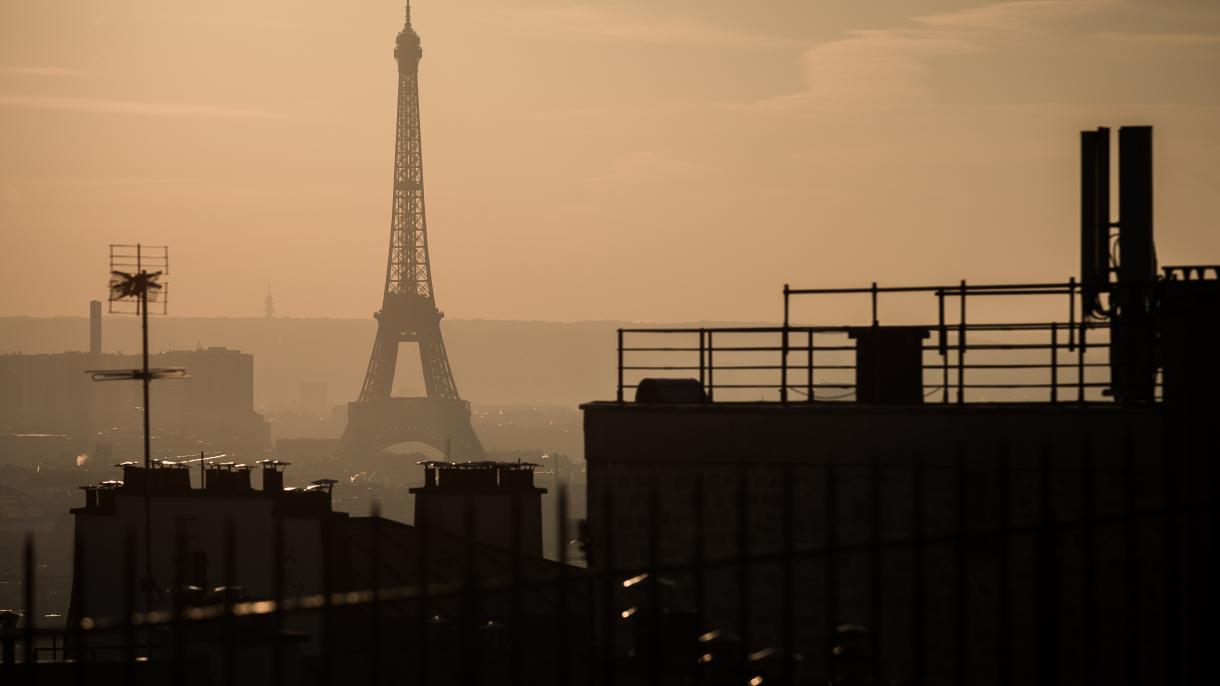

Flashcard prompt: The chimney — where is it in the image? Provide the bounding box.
[410,462,547,556]
[89,300,102,355]
[257,459,289,493]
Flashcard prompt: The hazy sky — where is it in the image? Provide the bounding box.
[2,0,1218,322]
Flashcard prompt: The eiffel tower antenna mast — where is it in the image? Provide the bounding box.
[342,2,484,460]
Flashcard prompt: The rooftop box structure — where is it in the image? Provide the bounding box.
[410,461,547,556]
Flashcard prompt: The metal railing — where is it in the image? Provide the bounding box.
[615,279,1132,404]
[3,428,1208,684]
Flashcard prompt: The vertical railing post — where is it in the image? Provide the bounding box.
[616,329,624,403]
[736,466,750,685]
[416,499,430,686]
[22,534,34,676]
[939,289,949,404]
[869,453,882,684]
[781,463,795,684]
[173,520,186,685]
[824,461,839,682]
[1068,277,1077,352]
[1051,322,1059,403]
[912,448,926,686]
[871,281,879,326]
[1078,314,1088,403]
[224,519,237,686]
[698,328,706,392]
[954,444,968,686]
[601,486,616,686]
[997,441,1012,686]
[73,528,87,672]
[558,485,572,686]
[123,529,135,683]
[1080,433,1098,686]
[957,281,967,403]
[807,330,814,403]
[646,478,659,685]
[510,494,522,686]
[1036,441,1060,686]
[1163,427,1182,686]
[1124,433,1140,683]
[706,332,715,402]
[370,502,382,686]
[273,510,285,686]
[781,285,790,403]
[691,475,706,686]
[460,496,479,686]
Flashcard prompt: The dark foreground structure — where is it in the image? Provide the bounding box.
[583,125,1218,685]
[5,459,582,685]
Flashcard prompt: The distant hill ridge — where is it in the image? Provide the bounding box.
[0,316,764,409]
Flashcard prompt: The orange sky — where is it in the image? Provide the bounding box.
[2,0,1219,322]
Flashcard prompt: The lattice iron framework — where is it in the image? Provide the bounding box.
[344,3,482,459]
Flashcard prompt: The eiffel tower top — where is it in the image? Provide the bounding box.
[396,1,421,63]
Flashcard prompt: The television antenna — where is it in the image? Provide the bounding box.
[87,245,188,469]
[85,244,188,607]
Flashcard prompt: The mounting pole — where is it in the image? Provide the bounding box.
[137,243,156,609]
[140,244,151,472]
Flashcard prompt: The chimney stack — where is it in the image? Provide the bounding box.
[410,461,547,556]
[89,300,102,355]
[257,459,290,493]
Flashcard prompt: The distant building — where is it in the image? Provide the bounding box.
[0,345,270,465]
[264,286,275,319]
[298,381,328,418]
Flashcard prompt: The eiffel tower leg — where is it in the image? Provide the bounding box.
[418,323,459,399]
[359,324,399,401]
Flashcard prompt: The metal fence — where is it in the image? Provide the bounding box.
[4,429,1211,685]
[615,279,1141,404]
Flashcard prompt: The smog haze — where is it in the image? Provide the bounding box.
[3,0,1220,322]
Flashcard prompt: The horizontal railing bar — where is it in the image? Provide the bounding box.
[948,382,1114,389]
[622,322,1112,335]
[787,281,1076,296]
[621,366,704,371]
[940,363,1108,369]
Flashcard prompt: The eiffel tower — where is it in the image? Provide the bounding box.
[342,2,484,460]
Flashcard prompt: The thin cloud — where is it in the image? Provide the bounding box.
[1099,31,1220,45]
[479,6,801,50]
[735,0,1113,112]
[0,66,86,77]
[0,94,278,119]
[913,0,1117,31]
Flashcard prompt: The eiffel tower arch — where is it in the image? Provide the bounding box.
[342,3,484,460]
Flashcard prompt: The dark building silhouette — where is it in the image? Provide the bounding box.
[59,456,585,684]
[582,126,1218,684]
[411,461,547,556]
[341,2,484,461]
